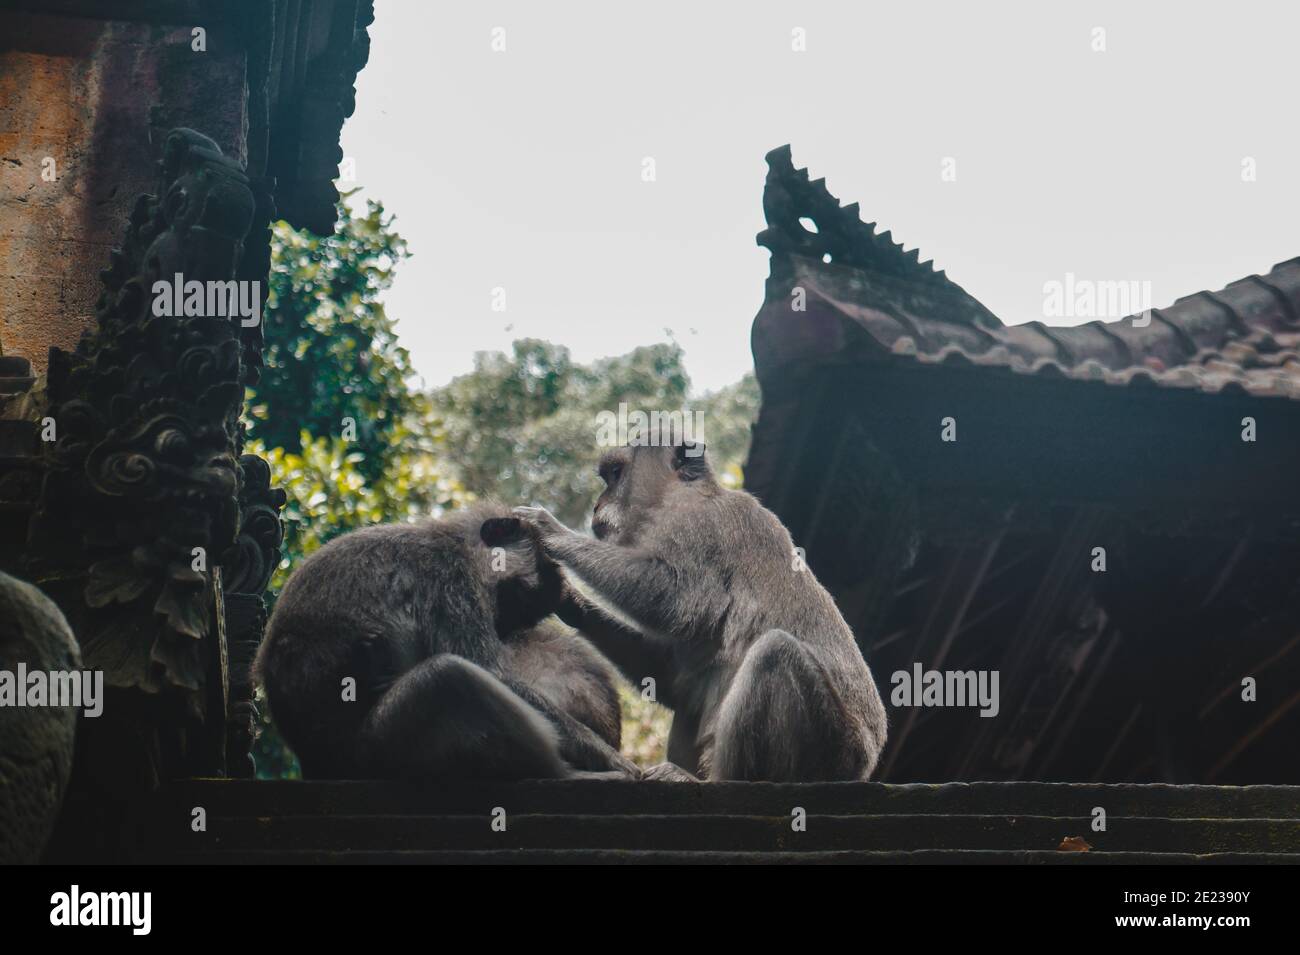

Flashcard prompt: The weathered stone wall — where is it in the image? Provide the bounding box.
[0,10,249,374]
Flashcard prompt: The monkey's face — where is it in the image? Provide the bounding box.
[479,516,564,636]
[592,441,710,543]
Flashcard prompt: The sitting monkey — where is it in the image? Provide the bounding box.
[253,503,636,780]
[515,440,888,782]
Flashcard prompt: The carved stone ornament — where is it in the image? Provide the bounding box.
[30,128,263,715]
[223,452,287,597]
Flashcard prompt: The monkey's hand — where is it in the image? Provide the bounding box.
[512,505,573,548]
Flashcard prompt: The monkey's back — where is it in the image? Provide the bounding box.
[687,488,888,756]
[255,517,496,776]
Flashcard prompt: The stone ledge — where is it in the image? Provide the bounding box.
[139,779,1300,864]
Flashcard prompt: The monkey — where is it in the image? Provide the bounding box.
[253,502,638,781]
[498,615,623,752]
[515,438,888,782]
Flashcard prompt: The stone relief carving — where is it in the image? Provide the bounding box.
[29,129,283,759]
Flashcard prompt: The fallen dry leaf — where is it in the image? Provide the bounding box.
[1058,836,1092,852]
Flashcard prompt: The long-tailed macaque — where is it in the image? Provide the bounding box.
[516,441,887,782]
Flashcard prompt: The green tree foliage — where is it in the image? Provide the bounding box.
[247,197,426,485]
[432,339,757,528]
[247,198,459,569]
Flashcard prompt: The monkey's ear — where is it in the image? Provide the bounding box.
[673,441,709,481]
[480,517,525,546]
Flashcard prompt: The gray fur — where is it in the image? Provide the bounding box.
[253,501,635,780]
[500,616,622,751]
[517,441,888,782]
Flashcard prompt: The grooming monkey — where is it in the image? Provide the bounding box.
[516,440,888,782]
[253,503,635,780]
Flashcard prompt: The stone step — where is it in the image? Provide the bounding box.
[157,849,1300,865]
[162,778,1300,820]
[144,780,1300,864]
[166,812,1300,855]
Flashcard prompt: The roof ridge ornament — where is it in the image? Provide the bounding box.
[750,148,1300,399]
[757,145,951,287]
[756,145,1002,331]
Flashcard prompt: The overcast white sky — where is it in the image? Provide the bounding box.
[339,1,1300,394]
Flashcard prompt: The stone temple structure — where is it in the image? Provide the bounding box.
[1,0,373,860]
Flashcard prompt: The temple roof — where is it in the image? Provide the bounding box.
[754,145,1300,401]
[258,0,375,233]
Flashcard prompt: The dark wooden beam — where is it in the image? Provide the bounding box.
[1036,627,1124,778]
[1207,689,1300,781]
[1093,704,1143,781]
[952,508,1106,779]
[1198,631,1300,720]
[878,533,1006,779]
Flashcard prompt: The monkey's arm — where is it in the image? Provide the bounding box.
[514,505,726,640]
[503,676,642,777]
[557,588,679,710]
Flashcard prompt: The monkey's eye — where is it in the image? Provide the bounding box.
[605,464,622,484]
